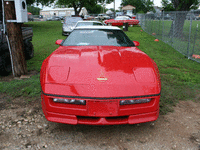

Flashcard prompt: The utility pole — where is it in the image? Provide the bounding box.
[4,1,27,77]
[114,0,115,18]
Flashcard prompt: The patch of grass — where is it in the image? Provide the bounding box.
[126,26,200,114]
[27,21,65,71]
[142,20,200,58]
[0,74,41,97]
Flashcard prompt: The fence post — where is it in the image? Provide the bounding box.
[162,10,164,41]
[191,24,199,57]
[171,20,175,47]
[187,12,193,59]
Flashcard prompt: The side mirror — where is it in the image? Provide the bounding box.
[133,41,140,47]
[55,39,63,45]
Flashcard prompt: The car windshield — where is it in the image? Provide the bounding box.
[115,16,129,20]
[65,17,82,23]
[62,29,135,47]
[76,22,103,27]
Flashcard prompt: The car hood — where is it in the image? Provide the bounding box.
[63,22,76,27]
[41,46,161,97]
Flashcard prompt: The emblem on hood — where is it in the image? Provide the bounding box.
[97,77,108,81]
[97,69,107,81]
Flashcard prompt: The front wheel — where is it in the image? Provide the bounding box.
[25,40,34,60]
[0,52,12,76]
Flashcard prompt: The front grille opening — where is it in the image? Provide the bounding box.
[77,116,100,122]
[105,116,128,122]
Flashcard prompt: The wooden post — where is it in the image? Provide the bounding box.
[4,1,27,77]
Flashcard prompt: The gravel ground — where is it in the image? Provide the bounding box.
[0,94,200,150]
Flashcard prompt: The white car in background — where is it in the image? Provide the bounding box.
[75,21,104,28]
[62,17,83,36]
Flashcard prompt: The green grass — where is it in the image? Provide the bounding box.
[142,20,200,57]
[0,21,200,115]
[27,21,64,71]
[126,26,200,114]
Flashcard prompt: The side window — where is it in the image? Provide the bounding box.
[93,22,102,26]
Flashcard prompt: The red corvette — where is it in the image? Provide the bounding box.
[104,16,139,26]
[40,26,161,125]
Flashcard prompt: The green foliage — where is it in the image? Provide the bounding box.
[121,0,154,13]
[27,6,41,15]
[161,0,200,11]
[27,0,55,6]
[161,0,175,11]
[85,4,103,14]
[56,0,113,15]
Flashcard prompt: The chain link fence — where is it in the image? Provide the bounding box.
[137,11,200,63]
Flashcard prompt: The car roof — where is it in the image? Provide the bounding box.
[77,21,102,23]
[74,26,121,30]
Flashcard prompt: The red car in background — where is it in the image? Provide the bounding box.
[40,26,161,125]
[104,16,139,26]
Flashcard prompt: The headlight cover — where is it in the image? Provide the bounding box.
[120,98,151,105]
[53,98,86,105]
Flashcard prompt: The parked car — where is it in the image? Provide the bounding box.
[104,16,139,26]
[95,14,110,20]
[186,13,196,20]
[62,17,83,36]
[196,14,200,20]
[59,16,65,20]
[83,15,94,20]
[124,14,136,19]
[164,14,171,20]
[46,16,61,21]
[75,21,104,28]
[40,26,161,125]
[28,13,34,21]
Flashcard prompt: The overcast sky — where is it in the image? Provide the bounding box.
[106,0,162,9]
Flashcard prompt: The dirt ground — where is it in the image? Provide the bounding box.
[0,94,200,150]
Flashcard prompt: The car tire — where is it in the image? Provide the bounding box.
[25,40,34,60]
[0,52,12,76]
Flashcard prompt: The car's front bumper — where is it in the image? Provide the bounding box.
[41,92,160,125]
[62,29,73,35]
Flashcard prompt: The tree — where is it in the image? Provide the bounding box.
[27,0,54,6]
[56,0,113,16]
[161,0,175,11]
[4,1,27,76]
[85,4,103,14]
[27,6,41,15]
[161,0,200,37]
[121,0,154,13]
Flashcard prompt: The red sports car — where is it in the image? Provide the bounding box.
[104,16,139,26]
[40,26,161,125]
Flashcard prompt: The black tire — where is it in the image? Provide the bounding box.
[25,41,34,60]
[0,52,12,76]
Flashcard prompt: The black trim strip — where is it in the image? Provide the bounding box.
[42,90,161,100]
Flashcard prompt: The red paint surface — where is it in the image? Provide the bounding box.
[104,19,139,26]
[40,45,161,125]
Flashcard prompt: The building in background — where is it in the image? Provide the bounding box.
[40,7,87,19]
[122,5,136,16]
